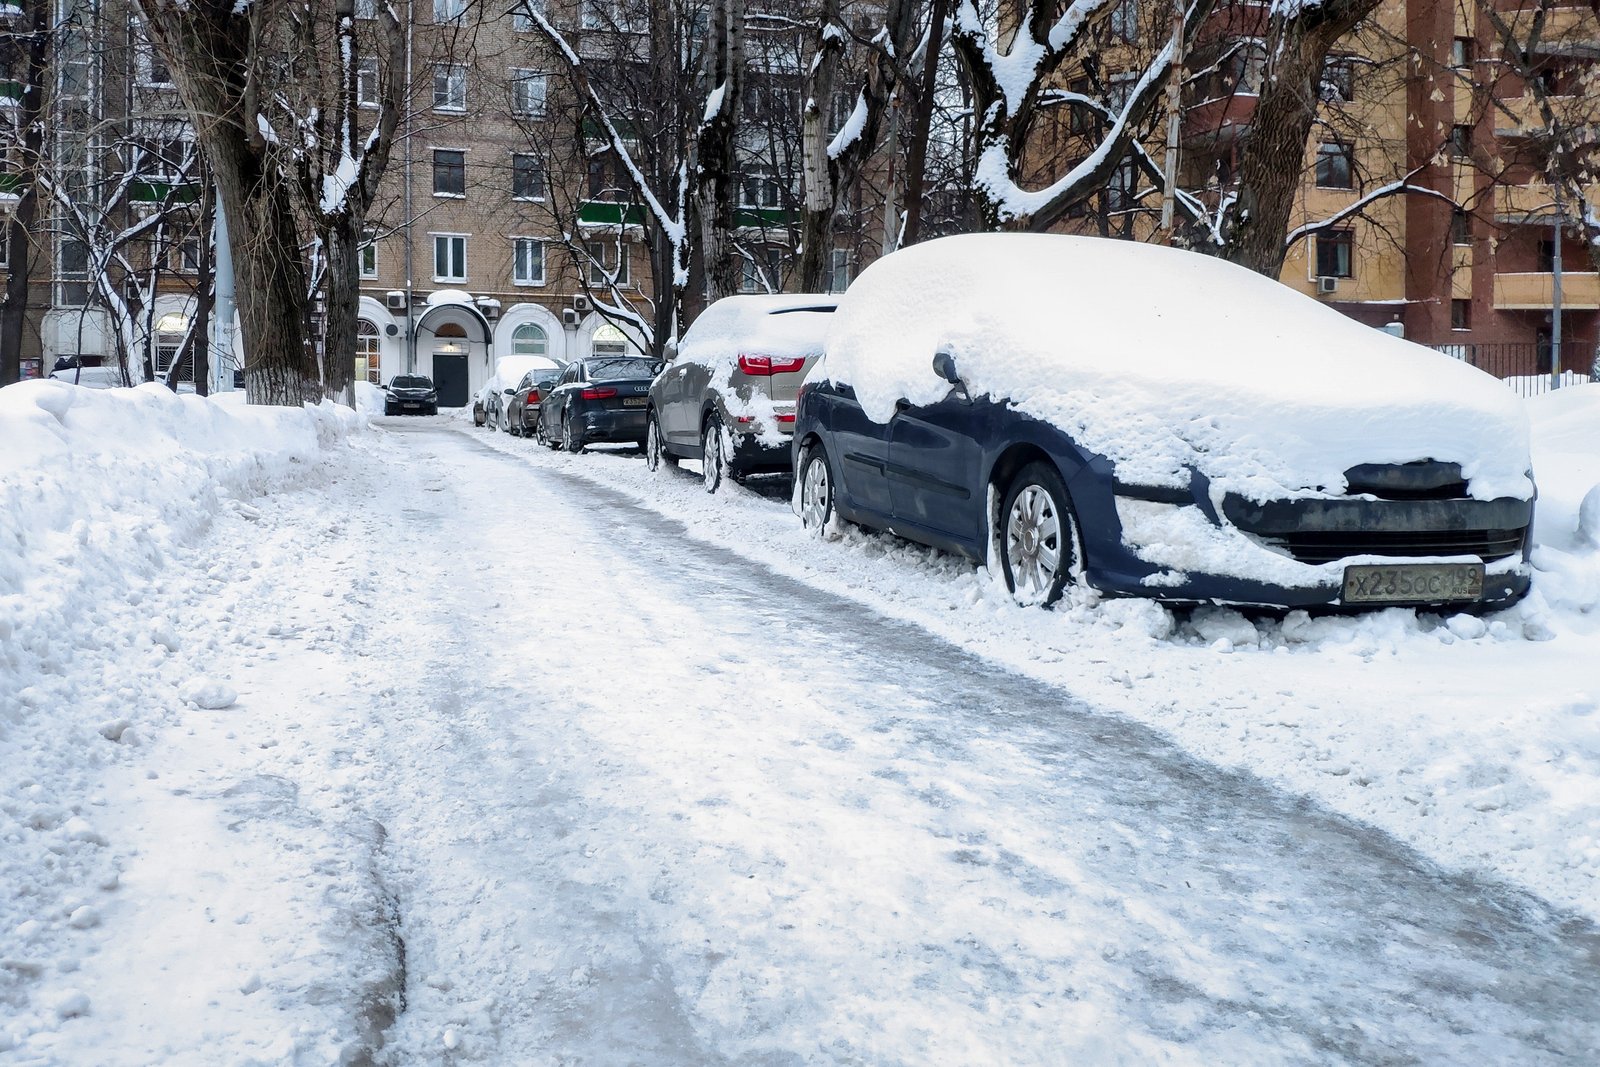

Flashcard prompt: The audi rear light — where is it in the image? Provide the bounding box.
[581,386,617,400]
[528,389,541,403]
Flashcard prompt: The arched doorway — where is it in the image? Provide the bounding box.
[414,297,493,406]
[155,312,190,379]
[356,319,382,383]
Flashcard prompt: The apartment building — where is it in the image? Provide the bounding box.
[1056,0,1600,374]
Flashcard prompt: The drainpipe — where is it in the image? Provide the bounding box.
[1551,206,1563,391]
[402,2,416,373]
[213,182,235,391]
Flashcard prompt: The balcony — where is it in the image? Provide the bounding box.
[577,200,646,227]
[1493,271,1600,309]
[0,80,22,107]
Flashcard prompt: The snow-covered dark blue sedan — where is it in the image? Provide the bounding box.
[792,234,1535,611]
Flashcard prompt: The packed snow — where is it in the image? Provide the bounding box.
[2,373,1598,1061]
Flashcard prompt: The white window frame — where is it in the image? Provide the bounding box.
[431,147,467,198]
[512,237,546,286]
[513,1,545,30]
[360,233,379,279]
[354,0,377,17]
[510,69,547,117]
[511,152,545,202]
[586,239,630,288]
[827,248,851,294]
[432,63,466,112]
[136,37,173,88]
[433,0,466,23]
[431,233,468,283]
[357,57,379,107]
[512,322,549,357]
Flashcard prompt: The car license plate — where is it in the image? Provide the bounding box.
[403,402,420,409]
[1342,562,1485,604]
[622,397,646,407]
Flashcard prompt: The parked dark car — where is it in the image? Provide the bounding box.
[538,356,658,453]
[385,375,438,415]
[507,364,566,436]
[794,233,1535,611]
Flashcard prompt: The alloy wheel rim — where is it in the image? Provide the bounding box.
[802,456,829,528]
[703,427,721,490]
[1006,484,1062,597]
[647,420,661,470]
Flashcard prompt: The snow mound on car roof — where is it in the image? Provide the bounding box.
[679,294,836,365]
[819,234,1532,502]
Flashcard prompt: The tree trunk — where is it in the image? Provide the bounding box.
[798,1,843,291]
[322,219,360,407]
[0,1,49,386]
[899,0,948,248]
[193,181,216,397]
[696,0,745,302]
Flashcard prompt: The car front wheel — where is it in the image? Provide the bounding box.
[999,461,1079,609]
[798,442,835,533]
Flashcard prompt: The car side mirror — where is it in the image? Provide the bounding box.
[504,388,516,395]
[932,351,960,384]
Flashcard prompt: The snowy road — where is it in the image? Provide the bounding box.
[33,416,1600,1064]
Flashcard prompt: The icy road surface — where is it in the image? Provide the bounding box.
[38,417,1600,1065]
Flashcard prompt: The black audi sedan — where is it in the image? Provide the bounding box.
[538,356,659,453]
[384,375,438,415]
[792,234,1535,612]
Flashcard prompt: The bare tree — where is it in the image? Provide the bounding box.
[0,0,51,386]
[137,0,318,404]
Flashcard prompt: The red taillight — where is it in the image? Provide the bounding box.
[775,413,796,423]
[581,386,617,400]
[737,354,807,376]
[527,390,541,403]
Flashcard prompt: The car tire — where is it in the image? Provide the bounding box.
[702,416,726,494]
[998,461,1080,609]
[646,411,676,472]
[564,413,586,454]
[798,441,836,534]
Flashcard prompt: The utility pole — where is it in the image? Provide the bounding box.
[1551,204,1563,392]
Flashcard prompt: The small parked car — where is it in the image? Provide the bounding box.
[648,294,836,492]
[794,233,1535,611]
[480,355,557,431]
[384,375,438,415]
[506,362,566,437]
[49,367,124,389]
[538,355,659,453]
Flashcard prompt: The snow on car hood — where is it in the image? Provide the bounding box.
[817,234,1533,503]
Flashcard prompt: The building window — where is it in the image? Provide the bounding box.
[1452,37,1474,69]
[1451,298,1471,330]
[513,322,548,356]
[740,247,783,293]
[1108,158,1139,209]
[357,58,379,106]
[360,233,378,278]
[1315,229,1354,278]
[512,238,545,285]
[1228,46,1266,96]
[1315,142,1354,188]
[586,239,629,287]
[354,0,377,16]
[1321,57,1354,103]
[154,312,189,375]
[592,322,633,356]
[136,26,173,87]
[827,248,851,293]
[1449,124,1473,159]
[1108,0,1138,42]
[1452,209,1471,246]
[512,153,545,200]
[432,149,465,196]
[433,234,467,282]
[432,64,466,111]
[356,319,381,384]
[56,233,90,305]
[175,238,200,274]
[1538,238,1557,272]
[434,0,466,22]
[740,168,782,209]
[510,69,546,116]
[513,2,545,30]
[582,0,641,32]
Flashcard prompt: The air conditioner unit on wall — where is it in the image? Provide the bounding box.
[562,308,581,328]
[573,294,592,313]
[1316,276,1339,296]
[385,290,408,310]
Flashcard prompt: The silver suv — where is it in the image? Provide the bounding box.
[646,295,836,492]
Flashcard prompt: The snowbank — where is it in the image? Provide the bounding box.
[0,381,365,1051]
[820,234,1533,503]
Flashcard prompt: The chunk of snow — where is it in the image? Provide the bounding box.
[181,678,239,710]
[68,906,100,929]
[52,990,90,1018]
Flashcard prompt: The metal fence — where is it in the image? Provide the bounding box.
[1429,342,1599,397]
